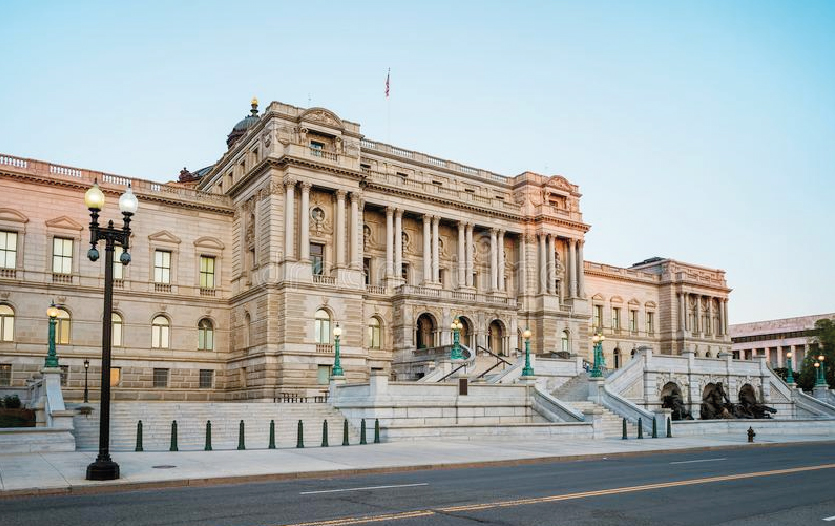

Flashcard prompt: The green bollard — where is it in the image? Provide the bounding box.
[637,418,643,439]
[296,419,304,448]
[170,420,179,451]
[135,420,144,452]
[622,418,627,440]
[360,418,367,445]
[237,420,246,450]
[268,419,276,449]
[342,419,350,446]
[205,420,212,451]
[667,417,672,438]
[652,417,657,439]
[374,418,381,444]
[321,420,329,447]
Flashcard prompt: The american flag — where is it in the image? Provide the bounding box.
[385,68,390,98]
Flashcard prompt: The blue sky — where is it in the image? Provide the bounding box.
[1,1,833,323]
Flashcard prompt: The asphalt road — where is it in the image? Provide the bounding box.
[3,443,835,526]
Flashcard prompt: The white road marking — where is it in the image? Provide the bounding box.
[822,515,835,521]
[300,483,429,495]
[669,458,727,465]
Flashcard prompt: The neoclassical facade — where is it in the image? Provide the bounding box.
[0,99,732,401]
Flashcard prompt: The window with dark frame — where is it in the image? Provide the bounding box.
[153,368,169,387]
[199,369,214,388]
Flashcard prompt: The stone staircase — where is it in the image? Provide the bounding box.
[71,402,361,451]
[551,374,639,438]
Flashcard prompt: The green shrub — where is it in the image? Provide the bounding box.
[2,395,21,409]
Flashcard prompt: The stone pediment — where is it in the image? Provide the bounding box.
[0,209,28,223]
[545,175,571,193]
[591,293,605,301]
[148,230,182,244]
[193,236,225,250]
[45,215,83,231]
[627,298,641,306]
[299,108,343,129]
[610,295,623,303]
[645,301,657,308]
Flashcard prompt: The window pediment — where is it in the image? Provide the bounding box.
[194,236,225,250]
[45,216,83,231]
[148,230,182,245]
[0,209,28,224]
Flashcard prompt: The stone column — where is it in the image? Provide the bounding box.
[723,299,729,336]
[385,207,394,278]
[538,233,546,294]
[497,230,505,291]
[490,228,499,292]
[519,234,527,295]
[457,221,466,288]
[299,181,311,261]
[283,176,296,261]
[547,235,557,295]
[568,238,578,298]
[465,223,474,287]
[577,239,586,298]
[432,216,441,283]
[422,215,431,284]
[349,192,361,269]
[394,209,403,280]
[694,294,701,336]
[679,292,686,333]
[335,190,347,269]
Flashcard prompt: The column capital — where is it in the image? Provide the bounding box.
[431,215,441,225]
[386,207,394,217]
[394,208,403,218]
[283,175,298,187]
[300,181,312,191]
[423,214,431,224]
[336,189,348,200]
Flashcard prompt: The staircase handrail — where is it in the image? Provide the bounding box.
[531,386,585,422]
[604,351,645,395]
[487,358,524,384]
[476,360,506,380]
[476,345,512,366]
[764,361,835,418]
[437,361,469,383]
[595,382,654,432]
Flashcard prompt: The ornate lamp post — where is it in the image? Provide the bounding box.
[83,180,138,481]
[332,323,344,377]
[816,354,827,386]
[450,318,464,360]
[44,303,60,368]
[521,327,534,377]
[785,351,795,384]
[83,358,90,403]
[590,333,605,378]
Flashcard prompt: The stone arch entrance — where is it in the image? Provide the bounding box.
[487,319,505,355]
[416,313,437,349]
[661,381,691,420]
[458,316,474,348]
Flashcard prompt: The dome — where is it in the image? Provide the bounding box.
[226,97,260,149]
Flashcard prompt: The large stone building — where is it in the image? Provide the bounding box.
[0,99,732,401]
[730,313,832,365]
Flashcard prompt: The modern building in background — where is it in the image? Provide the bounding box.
[0,99,732,401]
[730,313,832,365]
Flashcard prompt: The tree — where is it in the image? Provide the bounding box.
[796,318,835,390]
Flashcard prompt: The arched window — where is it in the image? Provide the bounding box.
[0,304,14,342]
[561,330,570,355]
[315,309,331,344]
[112,313,123,347]
[56,308,71,345]
[198,318,214,351]
[151,316,170,348]
[368,317,381,348]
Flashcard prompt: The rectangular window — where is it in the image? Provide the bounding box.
[310,141,324,156]
[363,257,371,285]
[110,367,121,387]
[401,263,410,283]
[199,369,214,388]
[612,307,621,331]
[154,250,171,283]
[630,310,638,333]
[310,243,324,276]
[0,364,11,386]
[52,237,73,274]
[317,364,331,385]
[113,247,124,280]
[593,305,602,331]
[152,368,169,387]
[646,312,655,334]
[0,231,17,269]
[60,365,68,387]
[200,256,215,289]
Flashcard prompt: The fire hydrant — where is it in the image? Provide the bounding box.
[747,426,756,443]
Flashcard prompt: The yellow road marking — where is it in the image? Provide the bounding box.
[275,463,835,526]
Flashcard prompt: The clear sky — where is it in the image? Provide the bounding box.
[2,1,833,324]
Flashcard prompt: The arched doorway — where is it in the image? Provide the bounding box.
[487,319,504,355]
[457,316,473,348]
[613,348,621,369]
[416,313,436,349]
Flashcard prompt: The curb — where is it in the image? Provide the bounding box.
[2,439,833,500]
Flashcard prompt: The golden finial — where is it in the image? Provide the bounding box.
[251,95,258,107]
[250,96,258,116]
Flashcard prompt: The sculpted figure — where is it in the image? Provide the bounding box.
[662,392,693,421]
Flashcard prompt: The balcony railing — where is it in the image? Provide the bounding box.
[199,288,216,297]
[0,269,16,279]
[313,275,335,285]
[396,284,517,307]
[154,283,172,293]
[309,147,338,161]
[52,273,72,284]
[113,279,124,289]
[316,343,334,354]
[366,284,387,295]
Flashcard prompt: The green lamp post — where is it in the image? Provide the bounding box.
[590,333,605,378]
[815,354,827,387]
[332,323,344,377]
[450,318,464,360]
[44,303,60,368]
[785,351,795,384]
[521,327,534,376]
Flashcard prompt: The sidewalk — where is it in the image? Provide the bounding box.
[1,434,833,498]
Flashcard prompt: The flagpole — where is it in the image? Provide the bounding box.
[386,68,391,143]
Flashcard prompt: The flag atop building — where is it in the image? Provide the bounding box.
[385,68,390,98]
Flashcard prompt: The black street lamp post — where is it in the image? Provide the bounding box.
[83,358,90,403]
[83,180,138,481]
